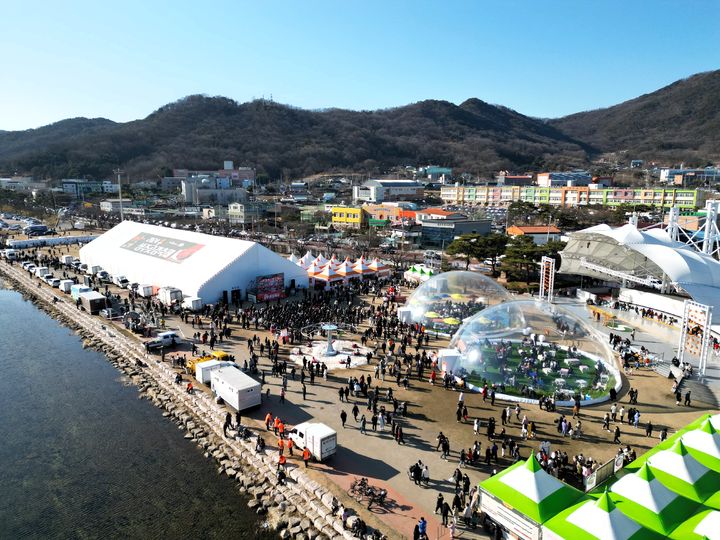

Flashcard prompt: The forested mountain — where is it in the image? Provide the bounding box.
[0,96,590,179]
[1,70,718,180]
[551,70,720,164]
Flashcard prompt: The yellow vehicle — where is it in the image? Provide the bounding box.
[186,354,213,373]
[210,350,233,362]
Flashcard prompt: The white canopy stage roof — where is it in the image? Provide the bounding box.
[560,223,720,322]
[80,221,308,303]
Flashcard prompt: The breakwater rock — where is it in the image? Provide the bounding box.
[0,263,384,540]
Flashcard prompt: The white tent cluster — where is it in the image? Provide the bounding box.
[288,251,390,287]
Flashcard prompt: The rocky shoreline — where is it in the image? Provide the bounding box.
[0,262,379,540]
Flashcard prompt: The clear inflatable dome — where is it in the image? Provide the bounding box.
[405,271,510,334]
[448,300,616,400]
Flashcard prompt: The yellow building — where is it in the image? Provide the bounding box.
[331,206,367,229]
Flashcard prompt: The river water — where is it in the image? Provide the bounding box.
[0,284,268,539]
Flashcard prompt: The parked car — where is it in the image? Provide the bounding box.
[100,307,126,319]
[146,331,180,350]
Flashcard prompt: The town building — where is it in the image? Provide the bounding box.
[417,166,453,183]
[173,162,256,187]
[160,177,183,192]
[227,202,266,225]
[352,179,423,203]
[506,225,562,245]
[181,177,248,205]
[440,184,704,209]
[290,181,308,193]
[497,174,534,186]
[100,198,134,213]
[330,206,366,229]
[420,219,491,247]
[536,171,593,187]
[659,167,720,185]
[202,206,229,220]
[415,207,468,224]
[62,179,119,198]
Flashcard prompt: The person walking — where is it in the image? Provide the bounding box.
[645,421,653,438]
[685,391,692,406]
[302,383,307,400]
[340,410,347,428]
[441,501,451,526]
[352,404,360,422]
[613,425,621,444]
[360,415,367,434]
[434,493,444,514]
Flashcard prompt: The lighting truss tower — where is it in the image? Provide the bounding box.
[539,256,555,303]
[678,300,713,376]
[653,200,720,258]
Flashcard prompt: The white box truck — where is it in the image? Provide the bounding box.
[210,366,261,412]
[195,359,233,384]
[137,284,154,298]
[34,266,49,277]
[158,287,183,306]
[182,296,203,312]
[290,422,337,462]
[87,265,102,276]
[71,284,91,300]
[61,255,74,265]
[59,279,74,293]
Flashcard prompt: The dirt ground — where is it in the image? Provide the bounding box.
[18,245,720,539]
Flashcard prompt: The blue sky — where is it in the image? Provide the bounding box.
[1,0,718,130]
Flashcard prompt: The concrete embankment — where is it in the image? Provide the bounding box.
[0,262,375,540]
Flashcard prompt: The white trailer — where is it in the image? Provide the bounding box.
[195,359,234,384]
[290,422,337,462]
[137,284,154,298]
[59,279,75,293]
[182,296,203,312]
[158,286,183,306]
[210,366,261,412]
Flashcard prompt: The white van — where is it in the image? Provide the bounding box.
[113,275,129,288]
[146,331,180,350]
[290,422,337,462]
[3,249,18,260]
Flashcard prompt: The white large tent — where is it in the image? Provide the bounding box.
[80,221,308,304]
[560,223,720,322]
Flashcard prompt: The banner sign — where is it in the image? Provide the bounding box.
[256,273,285,301]
[480,490,540,540]
[121,233,204,263]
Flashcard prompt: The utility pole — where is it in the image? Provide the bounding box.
[114,168,124,221]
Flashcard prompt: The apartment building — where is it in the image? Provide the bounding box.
[441,185,703,209]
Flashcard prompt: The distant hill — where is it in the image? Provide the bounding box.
[0,96,590,179]
[550,70,720,164]
[1,70,718,180]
